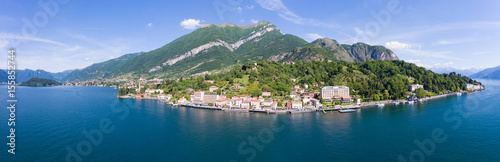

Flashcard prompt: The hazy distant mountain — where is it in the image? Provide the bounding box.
[51,70,74,82]
[0,70,7,83]
[1,69,57,83]
[269,38,399,62]
[429,67,483,76]
[62,52,141,82]
[470,65,500,79]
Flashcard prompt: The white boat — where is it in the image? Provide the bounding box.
[394,102,400,105]
[456,92,462,96]
[377,103,385,107]
[408,101,414,104]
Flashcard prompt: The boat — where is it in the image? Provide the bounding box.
[456,92,462,96]
[408,101,414,104]
[338,109,356,113]
[394,102,400,105]
[377,103,385,107]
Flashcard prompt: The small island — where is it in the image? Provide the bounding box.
[19,77,61,87]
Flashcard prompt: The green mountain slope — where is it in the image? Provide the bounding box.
[119,21,308,77]
[63,53,140,82]
[269,38,399,62]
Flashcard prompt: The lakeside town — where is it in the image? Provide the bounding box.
[113,77,485,113]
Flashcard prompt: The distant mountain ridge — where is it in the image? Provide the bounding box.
[61,20,401,82]
[269,38,399,62]
[470,65,500,79]
[0,69,73,83]
[62,52,141,82]
[429,67,483,76]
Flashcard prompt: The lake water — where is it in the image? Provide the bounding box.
[1,79,499,161]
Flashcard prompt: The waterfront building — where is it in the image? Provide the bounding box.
[251,100,261,109]
[241,100,251,109]
[178,97,186,103]
[466,84,484,91]
[291,101,303,110]
[409,84,424,91]
[271,101,278,110]
[320,86,350,100]
[203,94,220,105]
[193,90,204,104]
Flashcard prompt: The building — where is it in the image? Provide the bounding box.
[251,100,261,109]
[209,86,219,93]
[466,84,484,91]
[353,97,362,105]
[313,83,319,87]
[215,99,225,107]
[178,97,186,103]
[231,85,242,89]
[294,85,301,89]
[290,93,300,100]
[320,86,350,100]
[310,99,321,109]
[262,92,271,97]
[157,94,167,100]
[145,89,164,95]
[262,100,273,109]
[205,80,214,84]
[233,98,243,108]
[291,101,303,110]
[193,90,204,104]
[241,100,251,109]
[203,94,220,105]
[135,94,143,99]
[271,101,278,110]
[291,78,297,82]
[303,84,309,89]
[409,84,424,91]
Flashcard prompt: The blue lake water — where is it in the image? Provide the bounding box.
[1,79,499,161]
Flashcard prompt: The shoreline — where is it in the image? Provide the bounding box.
[124,90,482,114]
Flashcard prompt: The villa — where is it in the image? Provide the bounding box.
[409,84,424,91]
[209,86,219,93]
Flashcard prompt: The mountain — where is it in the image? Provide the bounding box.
[62,52,141,82]
[62,21,400,82]
[0,70,7,83]
[470,65,500,79]
[268,38,399,62]
[19,77,61,86]
[428,67,483,76]
[51,70,74,82]
[118,21,308,78]
[1,69,57,83]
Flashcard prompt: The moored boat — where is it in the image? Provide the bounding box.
[338,109,356,113]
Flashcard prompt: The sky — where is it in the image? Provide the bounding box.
[1,0,500,72]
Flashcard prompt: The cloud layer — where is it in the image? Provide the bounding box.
[180,19,203,29]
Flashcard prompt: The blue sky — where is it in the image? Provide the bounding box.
[1,0,499,72]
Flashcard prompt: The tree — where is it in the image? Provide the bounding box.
[414,88,426,99]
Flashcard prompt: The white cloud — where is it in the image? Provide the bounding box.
[405,59,421,64]
[180,19,203,29]
[255,0,339,29]
[0,32,66,46]
[250,19,259,24]
[385,41,411,50]
[235,7,243,13]
[147,23,153,28]
[435,38,476,45]
[304,33,324,42]
[245,5,255,9]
